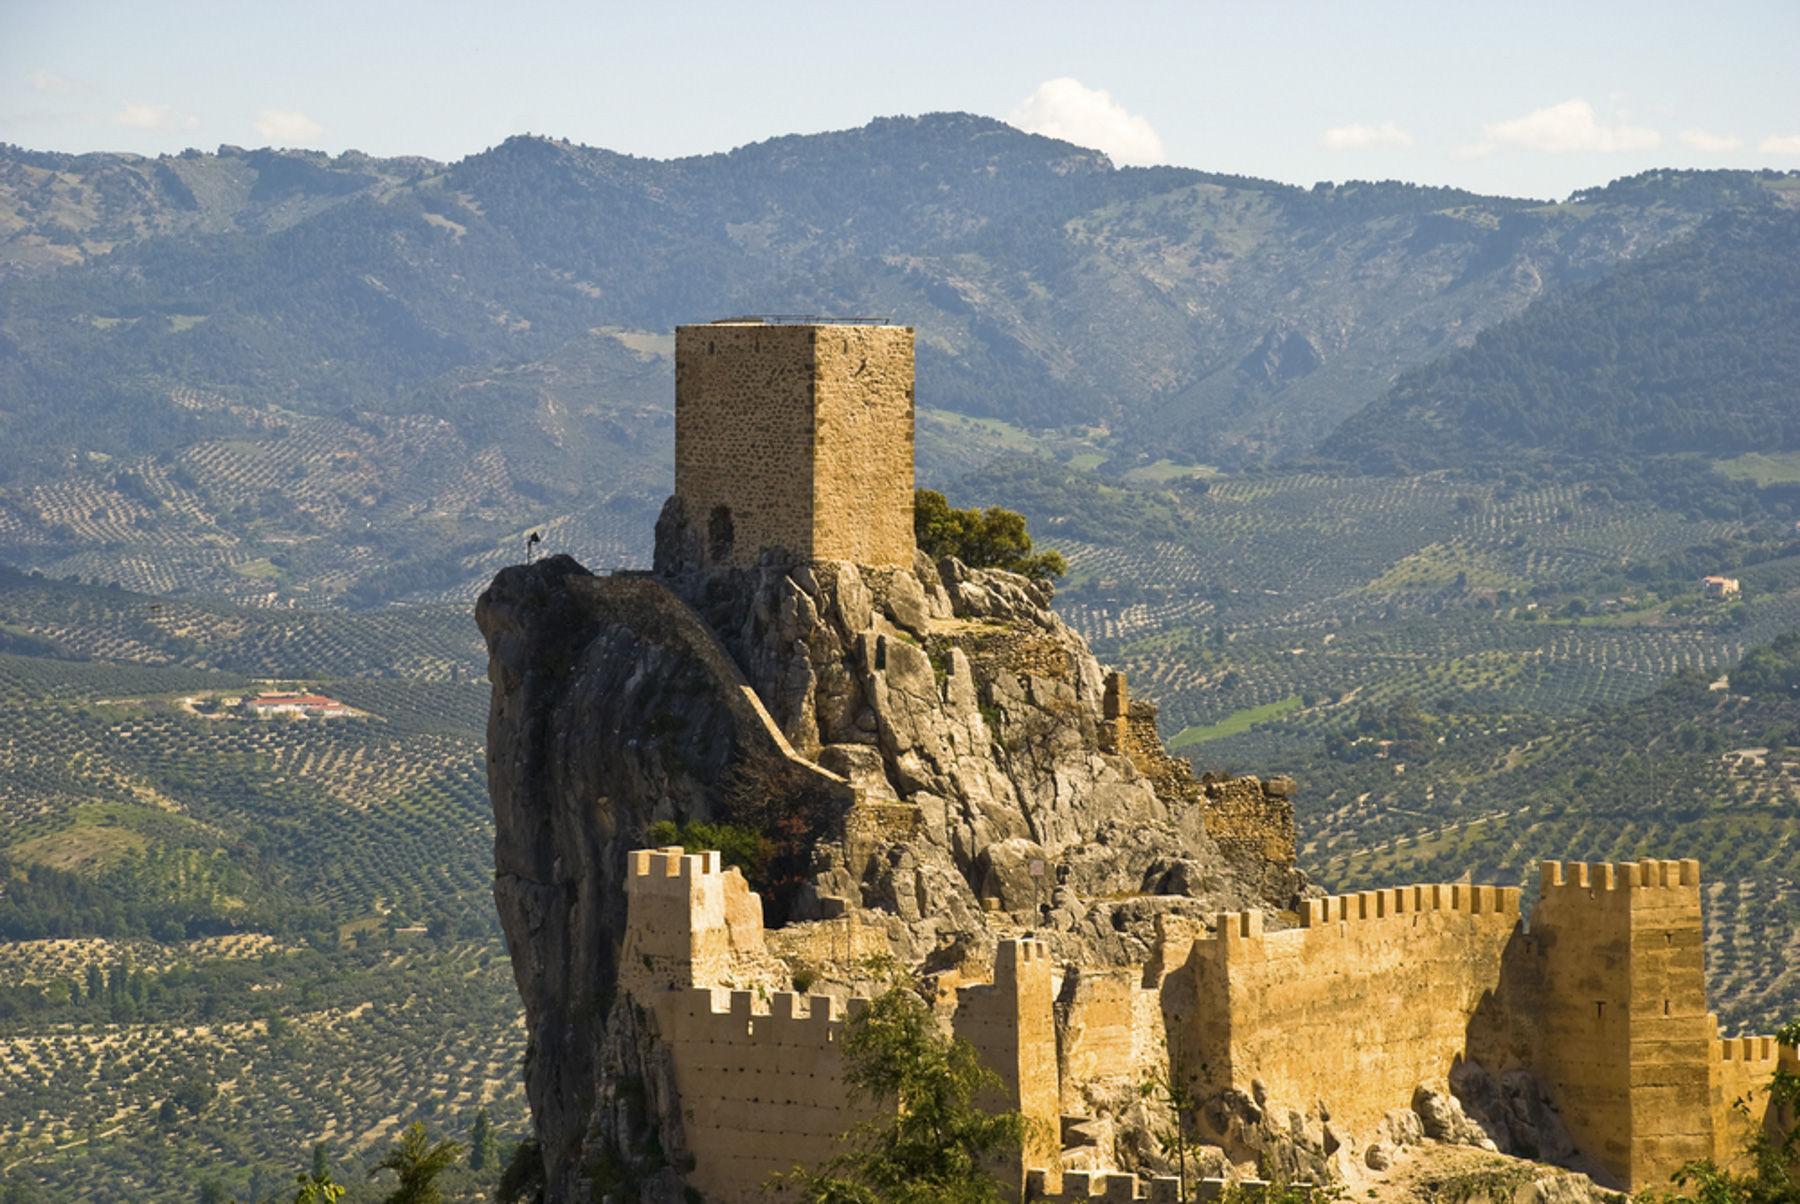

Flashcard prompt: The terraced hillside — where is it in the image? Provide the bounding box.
[0,573,520,1200]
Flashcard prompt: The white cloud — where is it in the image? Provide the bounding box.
[1321,121,1414,151]
[1007,78,1166,167]
[1463,99,1660,158]
[1680,130,1742,153]
[28,70,73,94]
[254,108,325,144]
[1760,134,1800,155]
[115,102,173,129]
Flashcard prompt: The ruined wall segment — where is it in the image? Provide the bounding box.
[673,320,915,570]
[1183,884,1523,1136]
[1100,671,1296,867]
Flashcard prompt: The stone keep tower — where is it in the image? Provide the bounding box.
[673,319,916,569]
[1531,860,1713,1189]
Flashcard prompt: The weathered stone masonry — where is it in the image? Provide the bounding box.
[673,321,916,569]
[626,850,1795,1198]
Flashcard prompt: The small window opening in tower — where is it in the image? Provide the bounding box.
[1664,999,1671,1016]
[1595,1001,1605,1022]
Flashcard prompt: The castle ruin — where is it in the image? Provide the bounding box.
[479,319,1795,1203]
[622,846,1795,1200]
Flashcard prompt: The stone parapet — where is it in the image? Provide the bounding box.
[1539,858,1700,893]
[1023,1169,1184,1201]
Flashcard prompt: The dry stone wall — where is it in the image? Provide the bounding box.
[1100,672,1296,868]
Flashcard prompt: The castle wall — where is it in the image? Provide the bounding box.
[810,325,916,568]
[673,321,915,569]
[670,985,878,1194]
[623,840,1772,1200]
[1057,967,1160,1115]
[1182,885,1523,1136]
[625,847,1055,1201]
[1710,1032,1785,1163]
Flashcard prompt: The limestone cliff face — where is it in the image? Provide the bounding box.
[477,533,1303,1199]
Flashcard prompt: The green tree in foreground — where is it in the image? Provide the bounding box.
[777,973,1028,1204]
[1650,1017,1800,1203]
[289,1142,343,1204]
[291,1167,344,1204]
[369,1122,464,1204]
[914,490,1066,582]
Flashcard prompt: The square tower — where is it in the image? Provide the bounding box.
[1531,860,1713,1190]
[673,319,916,569]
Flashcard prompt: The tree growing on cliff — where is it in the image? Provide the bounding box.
[368,1122,463,1204]
[914,490,1066,582]
[777,972,1029,1203]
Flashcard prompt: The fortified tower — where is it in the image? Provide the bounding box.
[1531,859,1713,1188]
[672,318,916,569]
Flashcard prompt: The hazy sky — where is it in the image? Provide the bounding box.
[5,0,1797,200]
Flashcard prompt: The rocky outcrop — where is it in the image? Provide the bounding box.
[477,535,1304,1200]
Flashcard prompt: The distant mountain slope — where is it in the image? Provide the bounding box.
[4,121,1789,466]
[1325,204,1800,471]
[3,120,1795,603]
[0,143,437,277]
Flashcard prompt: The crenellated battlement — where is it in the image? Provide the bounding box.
[625,847,1062,1201]
[617,839,1783,1200]
[1538,858,1700,893]
[1716,1033,1782,1067]
[1300,882,1523,926]
[629,846,725,889]
[1192,880,1523,960]
[682,984,858,1025]
[996,935,1053,976]
[1023,1168,1184,1202]
[1023,1170,1282,1201]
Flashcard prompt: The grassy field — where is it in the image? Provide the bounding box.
[1172,695,1302,747]
[1717,451,1800,486]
